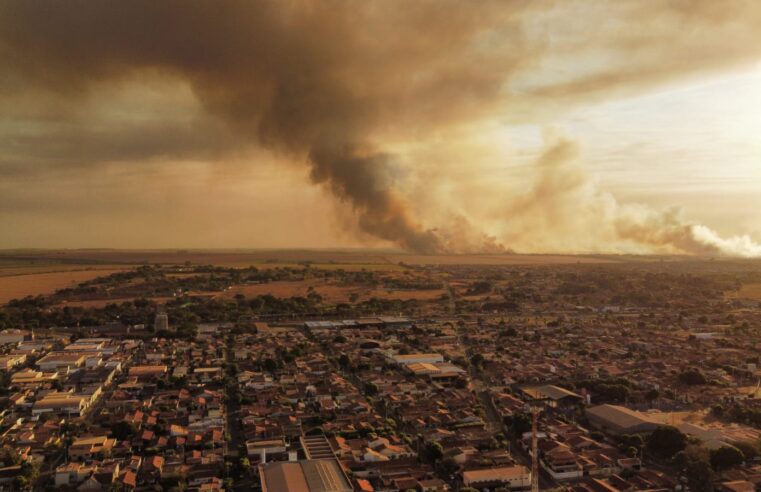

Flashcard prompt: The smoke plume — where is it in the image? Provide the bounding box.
[1,1,760,254]
[507,136,761,257]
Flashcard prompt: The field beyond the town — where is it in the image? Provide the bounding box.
[0,268,128,304]
[0,248,701,305]
[732,282,761,300]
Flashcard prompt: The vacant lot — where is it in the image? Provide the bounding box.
[0,269,127,305]
[733,283,761,300]
[220,279,446,304]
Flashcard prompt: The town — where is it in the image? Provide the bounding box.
[0,257,759,492]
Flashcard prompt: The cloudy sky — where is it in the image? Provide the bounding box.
[1,1,759,256]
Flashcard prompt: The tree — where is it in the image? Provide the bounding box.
[421,442,443,463]
[262,358,277,373]
[0,448,20,467]
[685,457,715,492]
[239,457,251,474]
[673,445,714,492]
[710,445,744,471]
[711,404,725,418]
[439,457,460,475]
[645,388,660,403]
[364,382,378,396]
[618,434,644,453]
[338,354,351,370]
[111,421,137,441]
[678,368,708,386]
[647,426,687,459]
[470,353,484,368]
[734,440,759,461]
[507,412,532,438]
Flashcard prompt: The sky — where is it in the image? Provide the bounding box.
[0,1,760,256]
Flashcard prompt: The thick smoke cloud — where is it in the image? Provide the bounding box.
[1,0,760,255]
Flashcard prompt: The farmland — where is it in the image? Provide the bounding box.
[0,268,127,304]
[0,249,750,307]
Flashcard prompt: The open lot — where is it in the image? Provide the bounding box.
[732,282,761,300]
[0,269,127,304]
[219,280,446,304]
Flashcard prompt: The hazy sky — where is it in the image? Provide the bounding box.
[1,1,760,256]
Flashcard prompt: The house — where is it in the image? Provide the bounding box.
[10,369,58,389]
[0,354,26,370]
[128,365,168,380]
[0,466,22,486]
[55,462,97,487]
[0,329,28,345]
[69,436,117,461]
[719,481,756,492]
[36,352,86,372]
[32,393,90,417]
[521,385,584,408]
[462,465,531,489]
[192,367,223,383]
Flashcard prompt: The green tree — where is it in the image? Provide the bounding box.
[111,421,137,441]
[421,442,443,464]
[507,412,532,438]
[470,353,484,368]
[678,368,708,386]
[673,445,714,492]
[364,382,379,396]
[710,445,744,471]
[647,426,687,459]
[262,358,277,373]
[734,440,759,460]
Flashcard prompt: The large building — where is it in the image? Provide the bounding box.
[585,404,659,435]
[521,385,584,408]
[462,465,531,489]
[0,329,28,345]
[391,353,444,365]
[36,352,86,372]
[259,458,352,492]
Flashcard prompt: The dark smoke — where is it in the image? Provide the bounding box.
[0,0,525,252]
[1,1,761,253]
[309,144,444,254]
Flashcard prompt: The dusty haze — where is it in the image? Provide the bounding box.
[1,1,760,256]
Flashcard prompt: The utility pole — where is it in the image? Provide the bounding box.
[531,406,540,492]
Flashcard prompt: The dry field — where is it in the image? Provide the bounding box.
[0,249,402,269]
[0,249,644,270]
[732,283,761,300]
[0,268,127,305]
[219,279,446,304]
[221,279,346,301]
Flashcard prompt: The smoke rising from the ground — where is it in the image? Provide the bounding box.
[508,137,761,257]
